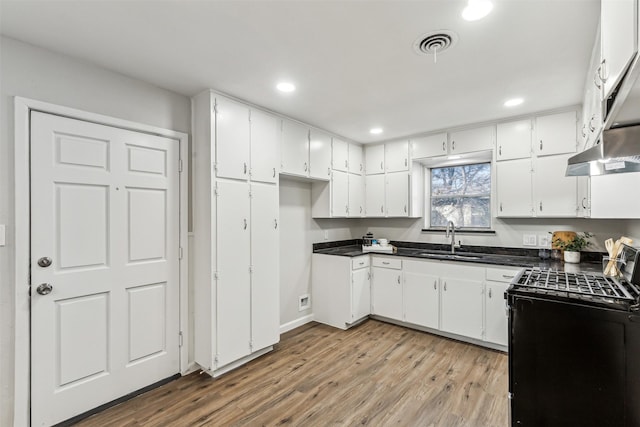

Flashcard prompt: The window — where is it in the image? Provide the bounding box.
[429,162,491,229]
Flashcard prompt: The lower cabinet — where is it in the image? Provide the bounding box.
[403,260,439,329]
[312,254,370,329]
[484,266,520,346]
[370,257,403,320]
[439,265,485,340]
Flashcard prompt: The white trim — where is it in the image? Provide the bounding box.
[279,314,315,334]
[13,97,189,427]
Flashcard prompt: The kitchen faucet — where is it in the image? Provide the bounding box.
[445,220,457,254]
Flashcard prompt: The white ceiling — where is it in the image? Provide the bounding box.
[0,0,600,143]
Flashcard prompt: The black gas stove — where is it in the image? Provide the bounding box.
[507,244,640,426]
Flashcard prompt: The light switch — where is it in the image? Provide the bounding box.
[0,224,5,246]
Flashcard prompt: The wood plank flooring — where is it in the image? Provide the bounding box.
[75,320,508,426]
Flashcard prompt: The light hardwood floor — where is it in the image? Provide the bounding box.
[75,320,508,426]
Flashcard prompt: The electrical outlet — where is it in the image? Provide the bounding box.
[298,294,311,311]
[538,235,551,248]
[523,234,537,246]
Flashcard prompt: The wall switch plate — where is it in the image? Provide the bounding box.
[523,234,537,246]
[0,224,5,246]
[538,235,551,248]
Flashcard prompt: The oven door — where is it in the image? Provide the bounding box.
[508,294,639,426]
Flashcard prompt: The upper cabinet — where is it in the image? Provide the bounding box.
[580,27,604,150]
[448,126,494,155]
[281,119,309,177]
[385,140,410,173]
[250,109,280,184]
[600,0,638,101]
[534,111,578,156]
[348,143,364,175]
[496,119,532,161]
[365,144,385,175]
[411,133,448,159]
[332,138,349,172]
[309,129,332,180]
[214,96,251,181]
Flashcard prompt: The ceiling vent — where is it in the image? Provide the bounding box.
[413,30,458,62]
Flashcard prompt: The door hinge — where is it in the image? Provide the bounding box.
[249,265,253,273]
[179,159,183,173]
[214,184,219,197]
[213,103,218,114]
[249,341,253,351]
[214,354,219,366]
[179,331,184,347]
[213,162,218,173]
[214,271,219,280]
[179,247,183,260]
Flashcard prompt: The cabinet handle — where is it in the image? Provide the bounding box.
[382,261,390,265]
[489,288,492,298]
[582,197,587,209]
[581,124,586,138]
[397,276,401,284]
[380,161,383,170]
[404,205,407,213]
[452,140,455,151]
[380,205,384,213]
[502,275,514,279]
[360,163,363,171]
[327,167,330,176]
[244,162,247,175]
[444,282,447,291]
[442,141,446,152]
[539,140,543,151]
[345,160,348,168]
[498,145,502,156]
[360,206,363,214]
[359,261,364,266]
[304,162,308,172]
[598,59,608,83]
[404,158,407,167]
[433,281,437,290]
[539,201,543,211]
[593,72,602,90]
[273,167,276,178]
[499,202,503,212]
[589,115,596,132]
[274,219,278,229]
[345,204,349,213]
[243,218,247,230]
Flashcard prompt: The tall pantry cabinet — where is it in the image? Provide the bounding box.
[192,91,280,376]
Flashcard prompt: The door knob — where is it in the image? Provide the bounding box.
[36,283,53,295]
[37,257,53,268]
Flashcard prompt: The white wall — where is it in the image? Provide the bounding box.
[0,36,191,426]
[278,178,354,327]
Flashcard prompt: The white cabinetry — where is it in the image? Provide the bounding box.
[332,138,349,172]
[192,91,279,376]
[385,140,410,172]
[365,174,386,217]
[309,129,332,180]
[600,0,638,101]
[331,170,349,218]
[496,158,532,217]
[581,28,604,150]
[496,119,532,161]
[411,133,448,159]
[365,144,385,175]
[403,260,439,329]
[250,109,280,183]
[349,143,364,175]
[590,173,640,218]
[348,174,365,217]
[281,119,309,177]
[386,172,409,217]
[484,266,519,346]
[535,111,578,156]
[449,126,494,154]
[371,257,403,320]
[440,263,485,340]
[533,154,578,217]
[312,254,371,330]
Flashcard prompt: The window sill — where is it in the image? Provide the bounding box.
[421,228,496,235]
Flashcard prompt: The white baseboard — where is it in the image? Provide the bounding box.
[280,314,314,334]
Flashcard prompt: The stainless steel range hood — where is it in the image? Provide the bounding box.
[566,125,640,176]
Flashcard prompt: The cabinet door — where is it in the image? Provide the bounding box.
[485,281,508,346]
[281,119,309,177]
[404,271,439,329]
[215,97,250,180]
[250,183,280,350]
[216,180,251,367]
[348,173,364,217]
[535,111,577,156]
[411,133,448,159]
[601,0,637,100]
[365,145,385,175]
[590,174,640,218]
[309,129,332,180]
[534,154,577,217]
[331,170,349,217]
[351,268,371,323]
[496,120,532,161]
[385,140,410,173]
[371,267,403,320]
[386,172,409,217]
[449,126,494,155]
[348,143,363,175]
[441,277,483,340]
[250,109,280,184]
[496,159,532,217]
[332,138,349,172]
[365,174,386,217]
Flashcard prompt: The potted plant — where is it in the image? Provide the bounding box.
[552,232,594,263]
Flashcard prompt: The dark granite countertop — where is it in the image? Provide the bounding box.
[313,239,604,273]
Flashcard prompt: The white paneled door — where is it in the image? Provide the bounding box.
[30,112,180,426]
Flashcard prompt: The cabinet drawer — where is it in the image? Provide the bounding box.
[352,256,370,270]
[486,266,521,283]
[372,257,402,269]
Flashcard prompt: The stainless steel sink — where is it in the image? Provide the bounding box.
[418,252,483,260]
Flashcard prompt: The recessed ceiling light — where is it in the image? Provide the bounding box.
[504,98,524,107]
[370,128,383,135]
[462,0,494,21]
[276,82,296,93]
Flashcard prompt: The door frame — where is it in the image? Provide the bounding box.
[14,97,190,426]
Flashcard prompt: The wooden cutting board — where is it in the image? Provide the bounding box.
[551,231,577,254]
